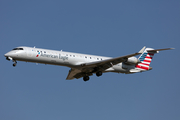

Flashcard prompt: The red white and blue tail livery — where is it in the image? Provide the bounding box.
[135,48,155,71]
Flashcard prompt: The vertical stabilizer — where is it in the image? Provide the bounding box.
[135,48,155,71]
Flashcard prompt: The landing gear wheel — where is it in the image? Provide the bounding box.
[12,60,17,67]
[83,76,90,81]
[13,63,16,67]
[96,71,102,77]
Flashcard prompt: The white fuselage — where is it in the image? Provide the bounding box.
[4,46,173,81]
[4,46,132,73]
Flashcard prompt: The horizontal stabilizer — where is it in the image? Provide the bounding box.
[147,48,174,53]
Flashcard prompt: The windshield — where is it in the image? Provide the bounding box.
[12,48,24,50]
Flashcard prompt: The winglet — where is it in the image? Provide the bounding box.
[138,46,146,54]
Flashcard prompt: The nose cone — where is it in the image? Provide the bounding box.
[4,52,10,57]
[4,51,15,57]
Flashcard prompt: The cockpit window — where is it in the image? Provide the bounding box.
[12,48,24,50]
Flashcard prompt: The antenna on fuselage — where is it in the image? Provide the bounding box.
[34,46,36,48]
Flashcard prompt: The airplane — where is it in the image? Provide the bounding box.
[4,46,174,81]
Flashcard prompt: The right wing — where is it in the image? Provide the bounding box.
[66,68,83,80]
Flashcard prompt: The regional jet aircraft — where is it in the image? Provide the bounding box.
[4,46,173,81]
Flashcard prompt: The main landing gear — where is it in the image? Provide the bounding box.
[96,71,102,77]
[83,76,89,81]
[83,71,103,81]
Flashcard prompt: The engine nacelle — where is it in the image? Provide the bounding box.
[124,57,140,65]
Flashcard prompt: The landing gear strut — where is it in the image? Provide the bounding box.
[13,60,17,67]
[83,76,90,81]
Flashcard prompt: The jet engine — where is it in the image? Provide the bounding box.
[124,57,141,65]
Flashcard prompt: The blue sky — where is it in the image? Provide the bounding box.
[0,0,179,120]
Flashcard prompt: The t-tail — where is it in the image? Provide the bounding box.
[131,47,174,73]
[135,48,155,71]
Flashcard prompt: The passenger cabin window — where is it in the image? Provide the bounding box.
[12,48,23,50]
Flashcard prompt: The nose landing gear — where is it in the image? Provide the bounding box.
[5,56,17,67]
[13,62,17,67]
[13,60,17,67]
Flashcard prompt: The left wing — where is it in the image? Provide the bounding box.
[66,46,146,80]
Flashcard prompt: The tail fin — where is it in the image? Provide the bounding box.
[134,47,174,71]
[135,48,155,71]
